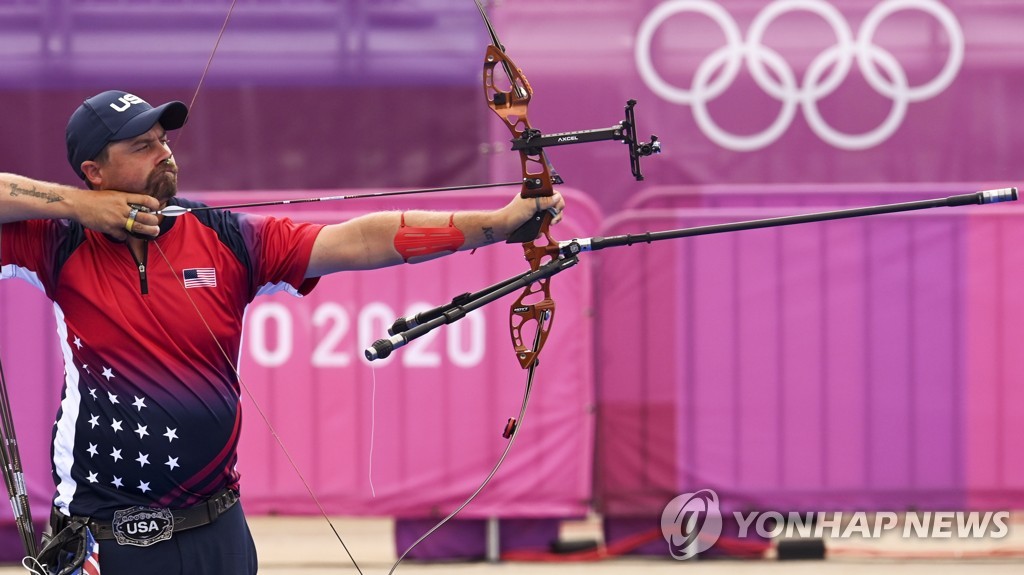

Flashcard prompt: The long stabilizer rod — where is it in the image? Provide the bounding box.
[562,187,1018,254]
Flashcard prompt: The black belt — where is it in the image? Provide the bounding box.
[50,488,240,542]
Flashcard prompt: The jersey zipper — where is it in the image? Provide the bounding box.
[129,241,149,295]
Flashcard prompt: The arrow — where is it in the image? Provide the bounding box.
[157,181,521,216]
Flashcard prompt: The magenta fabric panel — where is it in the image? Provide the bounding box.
[0,189,599,522]
[393,518,560,560]
[964,212,1024,508]
[0,2,485,88]
[594,195,1024,516]
[0,87,490,201]
[0,3,491,196]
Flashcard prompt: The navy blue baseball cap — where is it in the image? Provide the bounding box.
[66,90,188,180]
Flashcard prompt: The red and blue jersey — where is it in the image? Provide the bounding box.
[0,197,323,520]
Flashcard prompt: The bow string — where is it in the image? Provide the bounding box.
[156,2,653,573]
[158,2,369,574]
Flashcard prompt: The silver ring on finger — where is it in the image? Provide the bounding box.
[125,207,140,233]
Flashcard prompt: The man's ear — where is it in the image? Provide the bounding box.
[80,161,102,189]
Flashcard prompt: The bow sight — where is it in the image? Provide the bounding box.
[510,99,661,181]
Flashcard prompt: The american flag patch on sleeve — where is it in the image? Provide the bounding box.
[183,268,217,288]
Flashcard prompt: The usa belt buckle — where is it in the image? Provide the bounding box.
[112,506,174,547]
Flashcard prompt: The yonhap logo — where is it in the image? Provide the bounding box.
[660,488,723,559]
[658,487,1011,560]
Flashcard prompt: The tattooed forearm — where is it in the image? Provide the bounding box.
[10,183,64,204]
[482,226,496,244]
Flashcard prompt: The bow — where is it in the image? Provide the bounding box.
[475,1,659,370]
[475,0,560,371]
[382,5,564,569]
[365,1,658,370]
[149,2,658,573]
[371,4,661,569]
[169,4,1017,573]
[151,3,533,574]
[0,353,37,559]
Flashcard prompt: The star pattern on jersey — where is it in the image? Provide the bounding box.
[48,197,313,513]
[67,333,201,508]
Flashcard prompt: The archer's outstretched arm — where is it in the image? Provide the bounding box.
[305,192,565,277]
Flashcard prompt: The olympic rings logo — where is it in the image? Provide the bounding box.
[635,0,964,151]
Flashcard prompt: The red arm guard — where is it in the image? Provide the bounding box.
[393,213,466,263]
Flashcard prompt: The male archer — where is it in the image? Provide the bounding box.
[0,90,564,574]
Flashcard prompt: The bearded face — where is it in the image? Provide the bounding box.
[146,158,179,203]
[86,126,180,203]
